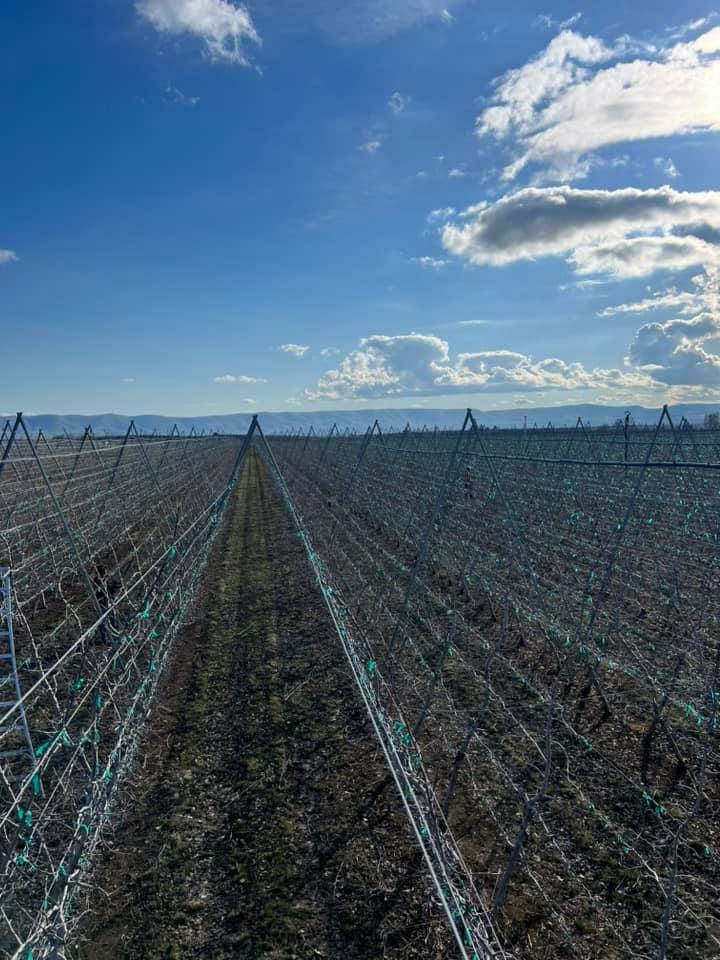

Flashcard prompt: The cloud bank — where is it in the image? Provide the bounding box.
[306,333,653,400]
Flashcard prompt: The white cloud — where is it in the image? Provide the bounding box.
[0,250,18,265]
[448,167,466,178]
[477,30,614,147]
[320,347,340,357]
[427,206,456,223]
[624,265,720,384]
[441,186,720,276]
[598,287,700,317]
[628,312,720,384]
[654,156,680,178]
[359,139,383,153]
[306,332,653,400]
[476,26,720,181]
[279,343,309,357]
[665,16,714,42]
[534,11,582,31]
[411,256,450,269]
[121,377,136,383]
[164,83,200,106]
[388,92,411,115]
[569,235,720,277]
[458,319,488,325]
[136,0,260,66]
[213,373,268,383]
[439,9,455,24]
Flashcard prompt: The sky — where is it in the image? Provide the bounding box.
[2,0,720,416]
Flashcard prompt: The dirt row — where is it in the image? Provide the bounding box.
[76,451,453,960]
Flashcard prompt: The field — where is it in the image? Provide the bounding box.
[1,409,719,959]
[270,410,720,960]
[78,451,452,959]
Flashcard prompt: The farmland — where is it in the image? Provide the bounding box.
[1,408,719,959]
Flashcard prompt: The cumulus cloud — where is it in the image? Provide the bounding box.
[136,0,260,65]
[359,139,383,153]
[448,167,466,178]
[436,185,720,388]
[476,26,720,181]
[279,343,309,357]
[388,91,411,115]
[0,250,18,265]
[320,347,340,357]
[440,186,720,276]
[213,373,268,383]
[306,332,652,400]
[623,266,720,383]
[628,313,720,384]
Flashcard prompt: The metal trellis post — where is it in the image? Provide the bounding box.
[0,567,37,769]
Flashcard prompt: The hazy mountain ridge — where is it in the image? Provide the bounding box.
[7,402,720,436]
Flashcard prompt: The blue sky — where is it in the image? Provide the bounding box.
[2,0,720,415]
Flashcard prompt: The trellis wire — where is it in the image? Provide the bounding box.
[269,406,720,960]
[3,406,719,959]
[0,414,251,959]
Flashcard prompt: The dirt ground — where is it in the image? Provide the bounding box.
[76,452,453,960]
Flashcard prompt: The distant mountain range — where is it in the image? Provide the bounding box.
[5,402,719,436]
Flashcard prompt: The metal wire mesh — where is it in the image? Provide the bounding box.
[269,407,720,960]
[0,415,247,959]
